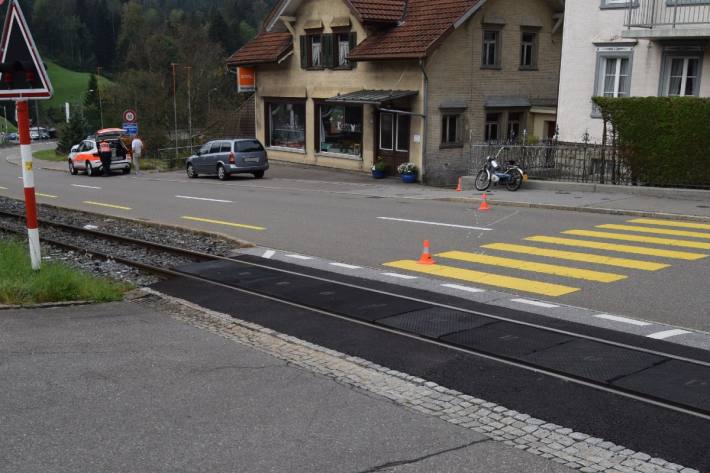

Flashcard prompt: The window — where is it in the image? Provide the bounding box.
[396,115,410,152]
[311,34,322,67]
[520,31,537,69]
[507,112,521,141]
[600,0,634,8]
[219,142,232,153]
[662,55,701,97]
[593,49,633,116]
[441,114,461,146]
[379,113,410,152]
[210,142,222,154]
[199,143,210,155]
[379,113,394,150]
[267,102,306,150]
[236,140,264,152]
[318,104,363,156]
[337,33,350,67]
[485,113,500,142]
[482,30,500,68]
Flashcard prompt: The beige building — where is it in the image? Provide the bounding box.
[227,0,564,186]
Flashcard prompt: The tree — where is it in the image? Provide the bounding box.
[57,112,87,153]
[208,8,230,51]
[84,74,102,131]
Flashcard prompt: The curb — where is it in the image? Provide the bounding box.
[0,300,95,311]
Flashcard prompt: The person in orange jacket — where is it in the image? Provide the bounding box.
[98,140,112,176]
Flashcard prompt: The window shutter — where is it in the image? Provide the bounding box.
[348,32,357,69]
[299,35,308,69]
[323,33,334,68]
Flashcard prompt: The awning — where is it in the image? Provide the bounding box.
[485,96,532,108]
[326,90,418,105]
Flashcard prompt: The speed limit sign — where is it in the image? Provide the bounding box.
[123,109,137,123]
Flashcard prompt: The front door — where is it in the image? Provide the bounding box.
[376,112,410,175]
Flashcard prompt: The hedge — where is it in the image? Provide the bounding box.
[592,97,710,188]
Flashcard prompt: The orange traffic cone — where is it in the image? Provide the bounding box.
[418,240,436,265]
[478,193,491,212]
[456,177,463,192]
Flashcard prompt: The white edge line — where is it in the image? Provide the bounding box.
[647,329,692,340]
[176,195,233,203]
[71,184,102,190]
[285,254,314,260]
[330,262,362,270]
[262,250,276,259]
[377,217,492,231]
[594,313,652,327]
[382,272,418,280]
[510,298,559,309]
[441,283,485,294]
[0,185,7,189]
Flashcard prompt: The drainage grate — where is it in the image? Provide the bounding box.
[379,308,493,339]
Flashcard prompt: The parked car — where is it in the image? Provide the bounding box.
[67,128,132,176]
[4,132,18,144]
[29,127,50,140]
[186,138,268,181]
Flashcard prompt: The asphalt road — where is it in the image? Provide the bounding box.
[1,145,709,332]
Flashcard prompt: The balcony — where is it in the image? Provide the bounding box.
[623,0,710,39]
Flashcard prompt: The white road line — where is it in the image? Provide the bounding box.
[377,217,492,231]
[510,298,559,309]
[262,250,276,259]
[330,262,361,270]
[72,184,102,190]
[0,185,7,190]
[441,283,485,293]
[176,195,233,203]
[594,314,652,327]
[647,329,692,340]
[382,272,418,280]
[285,254,313,260]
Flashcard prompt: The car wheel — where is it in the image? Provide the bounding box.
[86,161,94,176]
[69,161,78,175]
[187,164,198,179]
[253,170,265,179]
[217,164,229,181]
[122,167,131,175]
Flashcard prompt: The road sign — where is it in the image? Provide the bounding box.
[123,122,138,136]
[123,109,137,123]
[0,0,52,100]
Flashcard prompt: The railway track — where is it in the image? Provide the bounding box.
[1,208,709,423]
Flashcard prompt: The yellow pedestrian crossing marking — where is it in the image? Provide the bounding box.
[628,218,710,231]
[526,236,707,261]
[383,260,580,297]
[436,251,626,283]
[181,216,266,231]
[596,224,710,240]
[481,243,669,271]
[562,230,710,250]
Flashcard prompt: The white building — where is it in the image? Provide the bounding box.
[558,0,710,143]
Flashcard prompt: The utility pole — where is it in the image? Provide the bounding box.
[170,63,179,161]
[184,65,193,149]
[96,66,104,129]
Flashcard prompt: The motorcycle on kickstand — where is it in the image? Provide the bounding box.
[474,147,527,192]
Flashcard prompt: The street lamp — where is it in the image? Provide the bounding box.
[207,87,218,115]
[88,89,103,129]
[96,67,104,129]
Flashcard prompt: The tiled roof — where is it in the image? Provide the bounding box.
[348,0,406,22]
[226,32,293,66]
[349,0,482,60]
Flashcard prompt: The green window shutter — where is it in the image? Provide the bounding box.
[299,35,308,69]
[348,32,357,69]
[323,33,334,68]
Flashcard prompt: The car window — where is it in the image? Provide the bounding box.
[235,140,264,153]
[220,142,232,153]
[78,142,89,152]
[209,142,222,154]
[199,144,211,155]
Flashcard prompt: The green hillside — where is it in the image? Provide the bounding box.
[44,61,111,109]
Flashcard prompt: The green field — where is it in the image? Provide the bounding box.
[44,60,112,110]
[33,149,65,162]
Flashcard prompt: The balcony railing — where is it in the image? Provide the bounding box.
[626,0,710,28]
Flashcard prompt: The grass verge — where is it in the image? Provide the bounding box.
[33,148,66,162]
[0,238,131,305]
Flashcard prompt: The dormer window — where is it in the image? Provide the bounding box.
[300,30,357,70]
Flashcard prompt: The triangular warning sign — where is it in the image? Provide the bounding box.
[0,0,52,100]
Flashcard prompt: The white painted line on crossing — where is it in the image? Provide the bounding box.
[262,250,276,259]
[382,272,418,280]
[647,329,692,340]
[285,254,314,260]
[176,195,233,203]
[330,262,361,270]
[441,283,485,293]
[377,217,492,231]
[72,184,102,190]
[510,298,559,309]
[0,185,7,190]
[594,314,652,327]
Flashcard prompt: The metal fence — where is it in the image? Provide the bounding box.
[626,0,710,28]
[469,142,633,185]
[144,145,201,172]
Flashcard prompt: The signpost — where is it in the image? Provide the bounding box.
[0,0,53,270]
[123,109,137,123]
[237,66,255,93]
[122,122,138,136]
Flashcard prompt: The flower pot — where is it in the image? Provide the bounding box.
[372,169,386,179]
[400,173,417,183]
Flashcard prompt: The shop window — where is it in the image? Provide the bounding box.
[318,104,363,156]
[482,30,500,68]
[507,112,521,141]
[485,113,500,143]
[267,102,306,150]
[441,113,462,147]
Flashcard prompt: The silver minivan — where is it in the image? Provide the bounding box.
[186,138,269,181]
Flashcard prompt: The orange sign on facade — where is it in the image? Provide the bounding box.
[237,67,255,93]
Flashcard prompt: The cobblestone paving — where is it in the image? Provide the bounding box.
[134,289,699,473]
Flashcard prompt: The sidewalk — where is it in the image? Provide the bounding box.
[0,299,573,473]
[9,149,710,221]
